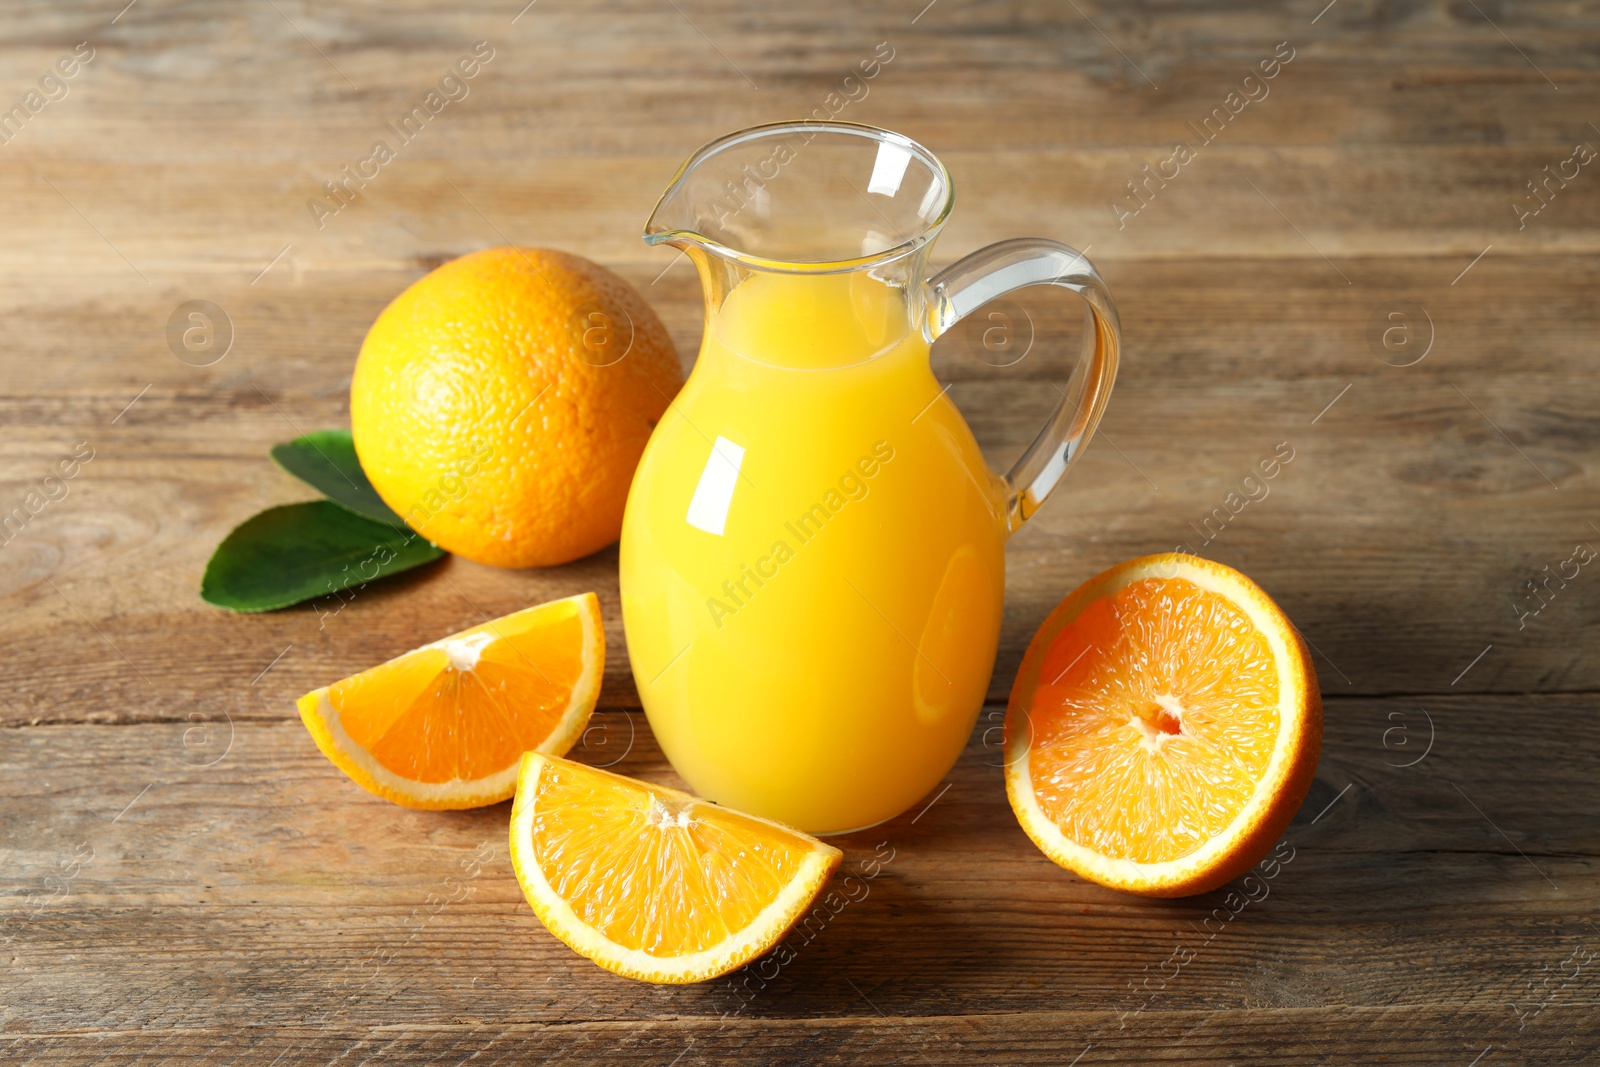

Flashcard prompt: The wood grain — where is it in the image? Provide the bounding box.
[2,344,1593,720]
[2,1010,1592,1067]
[2,697,1596,1034]
[2,0,1598,1062]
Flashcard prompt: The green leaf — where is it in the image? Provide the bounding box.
[201,501,445,612]
[270,429,406,527]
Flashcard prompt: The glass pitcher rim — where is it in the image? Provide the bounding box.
[642,120,956,276]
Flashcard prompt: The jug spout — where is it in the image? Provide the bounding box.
[640,175,706,253]
[641,120,952,273]
[641,130,766,262]
[643,121,956,352]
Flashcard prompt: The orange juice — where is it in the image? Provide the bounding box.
[620,269,1006,833]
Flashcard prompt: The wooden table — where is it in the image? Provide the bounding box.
[4,1,1597,1062]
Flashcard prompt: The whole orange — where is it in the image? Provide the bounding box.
[351,247,681,568]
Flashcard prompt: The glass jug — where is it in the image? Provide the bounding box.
[620,121,1120,834]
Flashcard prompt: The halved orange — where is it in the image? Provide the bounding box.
[1005,554,1321,897]
[297,593,603,809]
[510,753,842,983]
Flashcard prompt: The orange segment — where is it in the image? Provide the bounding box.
[510,754,841,983]
[1006,554,1320,897]
[297,593,603,809]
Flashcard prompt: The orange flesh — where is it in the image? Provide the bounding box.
[331,610,584,782]
[1022,576,1280,864]
[528,759,808,957]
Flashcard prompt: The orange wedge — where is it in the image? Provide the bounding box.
[1005,554,1321,897]
[509,753,842,983]
[297,593,603,809]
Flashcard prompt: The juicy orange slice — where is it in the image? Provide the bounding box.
[297,593,603,809]
[510,753,842,983]
[1005,554,1321,897]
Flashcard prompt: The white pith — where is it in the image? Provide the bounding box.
[439,630,496,671]
[1131,693,1186,751]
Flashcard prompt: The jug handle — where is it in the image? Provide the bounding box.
[924,238,1121,534]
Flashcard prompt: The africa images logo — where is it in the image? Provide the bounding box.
[705,441,895,629]
[306,42,496,229]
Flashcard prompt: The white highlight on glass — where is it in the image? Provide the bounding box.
[915,178,945,222]
[1027,441,1071,503]
[685,435,746,536]
[867,142,912,197]
[862,229,894,256]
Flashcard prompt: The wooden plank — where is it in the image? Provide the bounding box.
[2,144,1597,281]
[2,696,1596,1037]
[3,1,1597,157]
[2,2,1599,278]
[0,1008,1591,1067]
[2,250,1597,396]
